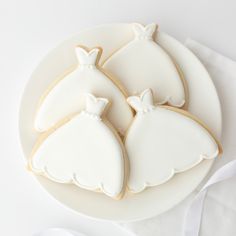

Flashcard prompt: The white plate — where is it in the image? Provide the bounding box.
[19,24,222,222]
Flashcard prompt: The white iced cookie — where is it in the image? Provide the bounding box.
[34,46,133,135]
[30,94,127,199]
[125,89,221,193]
[103,23,186,107]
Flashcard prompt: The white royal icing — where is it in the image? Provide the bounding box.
[34,46,133,135]
[125,89,220,193]
[30,94,126,199]
[103,23,186,107]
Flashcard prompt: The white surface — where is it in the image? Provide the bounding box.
[1,0,235,235]
[120,40,236,236]
[34,228,86,236]
[19,24,221,221]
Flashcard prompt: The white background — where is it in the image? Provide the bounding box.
[0,0,236,235]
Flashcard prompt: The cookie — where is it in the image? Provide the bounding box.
[103,23,187,108]
[29,93,127,199]
[125,89,222,193]
[34,46,133,135]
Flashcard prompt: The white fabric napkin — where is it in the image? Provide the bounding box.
[118,39,236,236]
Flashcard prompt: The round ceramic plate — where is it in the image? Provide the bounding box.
[19,24,222,222]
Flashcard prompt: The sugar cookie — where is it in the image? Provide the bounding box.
[34,46,133,135]
[103,23,187,107]
[125,89,221,193]
[30,94,127,199]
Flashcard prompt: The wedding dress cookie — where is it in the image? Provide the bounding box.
[125,89,221,193]
[30,94,127,199]
[103,23,187,107]
[34,46,133,135]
